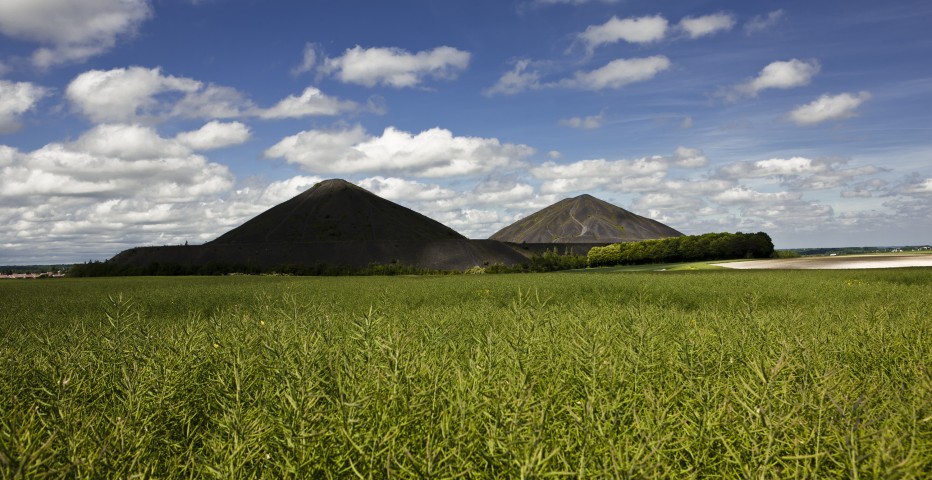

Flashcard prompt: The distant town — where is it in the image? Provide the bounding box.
[0,271,67,279]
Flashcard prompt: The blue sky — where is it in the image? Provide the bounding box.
[1,0,931,264]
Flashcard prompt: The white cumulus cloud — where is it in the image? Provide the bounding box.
[712,187,801,205]
[265,125,533,178]
[0,79,48,133]
[677,13,736,39]
[717,156,884,191]
[720,156,831,178]
[72,124,189,160]
[0,0,152,68]
[560,112,604,130]
[175,121,251,150]
[0,125,233,203]
[735,59,820,98]
[745,10,785,35]
[484,59,544,96]
[357,176,457,202]
[321,45,471,88]
[671,146,708,168]
[66,66,357,124]
[66,67,202,123]
[561,56,671,90]
[577,15,668,52]
[259,87,358,119]
[788,91,871,126]
[0,123,253,262]
[532,156,669,194]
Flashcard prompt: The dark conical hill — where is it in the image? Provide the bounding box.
[210,179,464,244]
[490,194,683,243]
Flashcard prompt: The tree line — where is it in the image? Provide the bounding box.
[587,232,774,267]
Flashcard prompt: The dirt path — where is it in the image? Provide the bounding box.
[713,254,932,270]
[568,205,588,238]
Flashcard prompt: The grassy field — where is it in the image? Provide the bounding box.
[1,269,931,478]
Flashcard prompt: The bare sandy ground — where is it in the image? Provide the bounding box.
[712,254,932,270]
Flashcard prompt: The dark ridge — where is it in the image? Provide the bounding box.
[490,194,683,243]
[107,239,528,272]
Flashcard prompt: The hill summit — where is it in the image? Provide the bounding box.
[211,179,464,244]
[490,194,683,243]
[108,179,527,272]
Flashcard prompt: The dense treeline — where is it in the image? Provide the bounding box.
[588,232,774,267]
[485,249,588,273]
[68,249,589,277]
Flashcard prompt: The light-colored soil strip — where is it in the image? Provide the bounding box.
[713,254,932,270]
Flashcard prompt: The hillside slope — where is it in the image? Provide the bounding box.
[211,179,464,244]
[490,194,683,243]
[107,179,527,272]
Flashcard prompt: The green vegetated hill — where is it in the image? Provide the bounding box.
[490,194,683,243]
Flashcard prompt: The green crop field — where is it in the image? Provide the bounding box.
[2,269,931,478]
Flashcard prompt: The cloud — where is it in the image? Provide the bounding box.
[720,156,832,178]
[841,179,888,198]
[530,146,708,194]
[577,15,668,52]
[560,112,604,129]
[72,124,189,160]
[291,43,319,76]
[484,59,544,96]
[0,123,268,262]
[258,87,358,119]
[734,59,820,98]
[663,178,736,195]
[712,186,801,205]
[354,176,544,238]
[738,200,835,229]
[788,91,871,126]
[321,45,471,88]
[170,84,255,119]
[632,192,706,212]
[0,0,152,68]
[745,10,785,35]
[717,156,885,191]
[671,146,708,168]
[265,125,533,178]
[66,67,202,123]
[890,174,932,197]
[560,56,671,90]
[532,155,669,194]
[488,56,669,95]
[0,171,334,263]
[357,176,457,202]
[175,121,251,150]
[0,79,48,133]
[66,66,357,123]
[677,13,736,39]
[0,125,233,203]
